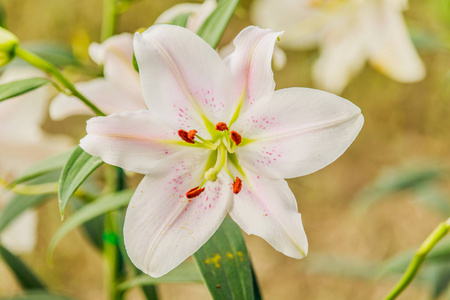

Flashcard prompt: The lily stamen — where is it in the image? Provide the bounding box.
[187,129,197,140]
[178,129,195,144]
[233,177,242,194]
[186,186,205,199]
[230,130,242,146]
[215,122,229,131]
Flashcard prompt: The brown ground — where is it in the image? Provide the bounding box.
[0,0,449,299]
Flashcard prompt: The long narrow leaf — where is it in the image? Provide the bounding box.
[0,194,50,234]
[58,146,103,219]
[197,0,240,48]
[0,78,51,102]
[193,217,256,300]
[0,245,46,290]
[8,149,73,188]
[48,190,133,258]
[0,291,74,300]
[117,263,203,291]
[377,238,450,277]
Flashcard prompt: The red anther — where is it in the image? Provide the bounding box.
[186,186,205,199]
[230,131,242,146]
[233,177,242,194]
[187,130,197,141]
[178,129,195,144]
[215,122,229,131]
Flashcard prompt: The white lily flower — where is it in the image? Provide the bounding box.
[0,67,71,253]
[80,25,364,277]
[50,1,216,120]
[251,0,426,93]
[49,33,146,120]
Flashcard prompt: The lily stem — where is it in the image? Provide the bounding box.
[101,0,117,42]
[382,217,450,300]
[103,166,127,300]
[14,47,106,117]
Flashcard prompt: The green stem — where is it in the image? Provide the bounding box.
[103,166,127,300]
[14,47,106,116]
[104,212,121,300]
[101,0,117,42]
[382,217,450,300]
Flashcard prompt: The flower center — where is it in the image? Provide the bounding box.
[178,122,244,198]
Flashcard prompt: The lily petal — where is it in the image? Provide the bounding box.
[233,88,363,179]
[0,68,50,142]
[103,49,143,102]
[89,33,134,65]
[0,206,37,253]
[134,25,234,132]
[368,5,425,82]
[224,26,281,115]
[124,172,232,277]
[250,0,321,50]
[228,168,308,258]
[80,110,208,175]
[89,33,142,102]
[155,0,217,33]
[50,78,146,120]
[312,26,367,94]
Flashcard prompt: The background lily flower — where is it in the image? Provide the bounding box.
[80,24,364,277]
[251,0,426,94]
[154,0,217,32]
[49,33,145,120]
[0,67,71,253]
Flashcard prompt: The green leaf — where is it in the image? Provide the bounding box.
[425,263,450,299]
[197,0,240,48]
[58,146,103,219]
[305,254,377,280]
[171,13,190,27]
[117,262,203,291]
[0,245,46,290]
[71,198,104,250]
[48,190,133,258]
[8,149,73,188]
[0,194,50,234]
[412,184,450,217]
[353,163,445,211]
[377,238,450,277]
[17,43,80,68]
[0,291,74,300]
[193,217,256,300]
[0,78,51,102]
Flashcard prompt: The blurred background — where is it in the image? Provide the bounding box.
[0,0,449,299]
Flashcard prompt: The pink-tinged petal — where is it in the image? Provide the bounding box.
[50,78,146,120]
[224,26,281,112]
[367,6,425,82]
[232,88,363,179]
[134,25,234,132]
[228,169,307,258]
[124,171,233,277]
[80,110,208,175]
